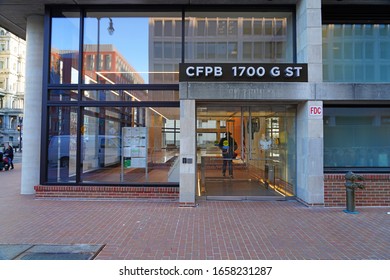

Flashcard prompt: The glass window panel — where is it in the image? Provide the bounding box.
[154,42,163,59]
[196,42,205,60]
[323,24,390,82]
[47,106,78,182]
[218,20,227,36]
[207,20,217,36]
[334,25,342,37]
[275,20,284,36]
[254,20,262,35]
[227,42,238,60]
[324,108,390,169]
[81,106,180,183]
[82,89,178,102]
[174,42,181,59]
[379,24,390,36]
[366,65,375,81]
[254,42,263,59]
[275,42,285,60]
[344,64,353,81]
[343,42,353,59]
[344,25,352,36]
[365,42,374,59]
[355,42,364,59]
[334,64,343,81]
[333,42,342,59]
[243,42,252,61]
[207,42,216,59]
[355,64,364,80]
[322,25,328,38]
[264,42,273,59]
[83,11,181,85]
[364,24,373,36]
[50,11,80,84]
[153,64,163,83]
[323,64,329,80]
[216,43,227,60]
[264,20,273,36]
[380,42,389,59]
[380,65,390,81]
[184,20,190,36]
[184,42,191,60]
[49,89,78,101]
[323,43,328,59]
[164,42,173,59]
[196,20,205,36]
[243,20,252,35]
[185,11,293,63]
[154,20,162,36]
[164,20,173,36]
[175,20,182,37]
[228,20,238,36]
[163,64,174,83]
[354,24,363,36]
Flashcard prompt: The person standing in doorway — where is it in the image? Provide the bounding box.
[218,132,237,178]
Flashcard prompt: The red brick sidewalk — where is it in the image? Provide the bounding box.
[0,163,389,260]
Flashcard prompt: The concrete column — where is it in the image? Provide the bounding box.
[297,0,322,82]
[179,99,196,206]
[21,15,44,194]
[296,101,324,205]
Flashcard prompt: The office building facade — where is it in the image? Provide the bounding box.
[0,27,25,149]
[0,0,389,207]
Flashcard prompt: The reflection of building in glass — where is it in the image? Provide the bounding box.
[149,15,292,83]
[323,24,390,82]
[0,27,25,149]
[83,44,144,85]
[48,44,148,165]
[50,44,145,85]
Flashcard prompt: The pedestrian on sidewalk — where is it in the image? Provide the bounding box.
[3,143,14,170]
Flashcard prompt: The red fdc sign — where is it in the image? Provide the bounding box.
[309,106,322,116]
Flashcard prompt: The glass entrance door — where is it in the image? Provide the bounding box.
[197,104,296,200]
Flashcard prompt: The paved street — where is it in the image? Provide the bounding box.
[0,160,389,260]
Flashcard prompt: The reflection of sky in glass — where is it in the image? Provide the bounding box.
[52,17,150,82]
[52,17,79,51]
[85,18,149,81]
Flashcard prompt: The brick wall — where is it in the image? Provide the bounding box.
[324,174,390,207]
[34,185,179,201]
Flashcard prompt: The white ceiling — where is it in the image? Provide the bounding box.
[1,0,388,39]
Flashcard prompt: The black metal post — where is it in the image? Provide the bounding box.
[345,187,356,213]
[18,116,23,152]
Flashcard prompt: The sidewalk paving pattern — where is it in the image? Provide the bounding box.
[0,161,389,260]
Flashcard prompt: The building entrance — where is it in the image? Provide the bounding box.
[196,103,297,200]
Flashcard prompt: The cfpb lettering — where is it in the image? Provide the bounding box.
[186,66,223,77]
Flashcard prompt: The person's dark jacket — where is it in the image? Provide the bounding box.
[4,146,13,160]
[218,134,237,158]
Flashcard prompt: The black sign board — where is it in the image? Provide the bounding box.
[179,63,308,82]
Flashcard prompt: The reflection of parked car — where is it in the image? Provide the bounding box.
[48,136,76,167]
[48,135,121,169]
